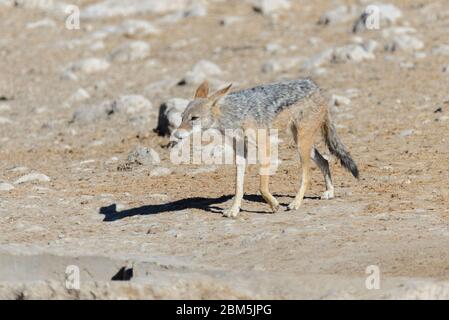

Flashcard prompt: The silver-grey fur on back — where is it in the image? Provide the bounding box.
[217,78,319,128]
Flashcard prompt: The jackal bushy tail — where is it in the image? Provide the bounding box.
[322,112,359,179]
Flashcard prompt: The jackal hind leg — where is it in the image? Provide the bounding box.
[288,95,327,210]
[288,128,314,211]
[311,148,334,200]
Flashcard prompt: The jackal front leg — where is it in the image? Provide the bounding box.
[223,161,246,218]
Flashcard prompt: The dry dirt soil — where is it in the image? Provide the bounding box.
[0,0,449,299]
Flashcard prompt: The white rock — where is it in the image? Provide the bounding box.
[308,37,321,46]
[382,26,416,38]
[109,41,150,62]
[67,58,110,75]
[386,34,424,52]
[252,0,290,15]
[11,0,72,16]
[0,39,8,50]
[432,44,449,56]
[112,95,153,115]
[144,78,178,97]
[302,41,377,70]
[331,95,351,107]
[98,20,159,38]
[399,129,414,137]
[69,88,91,103]
[90,29,111,40]
[400,61,415,69]
[302,48,334,70]
[345,88,360,98]
[166,98,190,113]
[184,3,208,18]
[154,98,190,136]
[0,182,14,191]
[25,225,45,232]
[117,19,160,36]
[333,44,375,63]
[92,80,108,92]
[414,52,427,59]
[364,39,379,53]
[377,3,403,24]
[191,60,222,76]
[183,60,223,84]
[351,36,364,45]
[71,95,152,123]
[167,112,183,132]
[9,166,28,173]
[169,38,199,49]
[91,140,104,147]
[150,167,172,177]
[166,98,190,131]
[82,0,196,19]
[0,103,11,112]
[0,117,12,124]
[319,5,358,25]
[311,67,327,76]
[56,38,92,50]
[34,107,47,114]
[261,57,301,73]
[80,159,96,166]
[89,41,105,51]
[127,146,160,165]
[106,156,119,164]
[265,42,283,53]
[14,173,51,185]
[26,18,56,29]
[157,12,185,24]
[61,70,78,81]
[145,59,159,68]
[0,0,14,7]
[220,16,243,26]
[443,66,449,73]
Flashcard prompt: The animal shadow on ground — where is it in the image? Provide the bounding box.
[99,194,320,221]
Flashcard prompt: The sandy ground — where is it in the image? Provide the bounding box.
[0,0,449,299]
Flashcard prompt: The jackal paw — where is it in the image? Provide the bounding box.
[223,206,240,218]
[287,200,302,211]
[269,200,280,213]
[321,190,335,200]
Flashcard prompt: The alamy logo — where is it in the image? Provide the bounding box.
[170,126,280,175]
[364,5,381,30]
[65,265,80,290]
[365,265,380,290]
[65,5,80,30]
[22,0,55,9]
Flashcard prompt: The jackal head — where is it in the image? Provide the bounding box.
[173,81,232,140]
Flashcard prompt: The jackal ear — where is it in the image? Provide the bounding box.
[209,84,232,105]
[194,80,209,98]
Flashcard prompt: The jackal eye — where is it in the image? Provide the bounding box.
[190,116,199,121]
